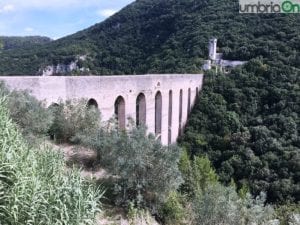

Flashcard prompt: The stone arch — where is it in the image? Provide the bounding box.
[48,103,60,114]
[168,90,173,145]
[114,96,126,129]
[188,88,191,114]
[179,89,183,135]
[48,102,59,108]
[155,91,162,139]
[87,98,98,108]
[136,93,146,126]
[48,103,59,140]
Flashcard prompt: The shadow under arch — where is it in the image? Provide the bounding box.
[87,98,98,109]
[136,93,146,126]
[155,91,162,139]
[114,96,126,129]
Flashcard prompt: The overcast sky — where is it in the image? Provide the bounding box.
[0,0,135,39]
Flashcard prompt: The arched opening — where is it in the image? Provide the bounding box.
[155,91,162,139]
[168,90,173,145]
[87,98,98,109]
[196,87,199,98]
[136,93,146,126]
[48,102,59,109]
[179,89,183,136]
[187,88,191,114]
[114,96,126,129]
[48,103,60,140]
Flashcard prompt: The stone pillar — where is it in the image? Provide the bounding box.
[161,90,169,145]
[171,89,180,143]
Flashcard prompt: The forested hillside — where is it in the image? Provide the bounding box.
[0,36,52,51]
[180,60,300,204]
[1,0,300,75]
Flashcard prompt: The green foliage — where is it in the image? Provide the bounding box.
[161,191,186,225]
[0,97,103,225]
[181,62,300,203]
[128,203,158,225]
[179,151,275,225]
[191,156,219,194]
[49,99,101,143]
[0,82,52,140]
[192,184,274,225]
[0,36,51,50]
[1,0,300,75]
[79,123,182,212]
[179,150,218,196]
[275,203,300,225]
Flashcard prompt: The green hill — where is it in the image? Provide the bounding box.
[1,0,300,75]
[0,36,52,51]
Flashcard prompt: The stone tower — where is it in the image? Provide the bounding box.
[209,38,217,60]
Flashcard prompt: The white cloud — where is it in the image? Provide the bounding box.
[97,9,117,17]
[24,27,34,32]
[0,4,15,13]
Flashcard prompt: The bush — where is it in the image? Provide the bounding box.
[49,99,101,143]
[161,191,186,225]
[179,151,218,196]
[192,184,274,225]
[275,203,300,225]
[128,203,159,225]
[0,82,52,139]
[79,123,183,212]
[0,97,103,225]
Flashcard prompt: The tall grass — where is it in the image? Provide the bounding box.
[0,97,103,225]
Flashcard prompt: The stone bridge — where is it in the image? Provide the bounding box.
[0,74,203,145]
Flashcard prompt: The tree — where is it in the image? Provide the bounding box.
[0,82,52,140]
[192,184,274,225]
[49,99,101,143]
[79,123,183,211]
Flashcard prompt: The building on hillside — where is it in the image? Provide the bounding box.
[203,38,247,73]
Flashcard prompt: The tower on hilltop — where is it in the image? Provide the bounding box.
[209,38,217,60]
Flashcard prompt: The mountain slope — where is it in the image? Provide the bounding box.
[1,0,300,75]
[0,36,52,51]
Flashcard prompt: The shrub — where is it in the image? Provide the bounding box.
[0,97,103,225]
[0,82,52,139]
[179,151,218,196]
[49,99,101,143]
[161,191,186,225]
[79,123,183,212]
[275,203,300,225]
[192,184,274,225]
[128,203,159,225]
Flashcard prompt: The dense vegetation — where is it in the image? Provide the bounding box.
[1,0,300,75]
[0,36,52,51]
[1,83,298,224]
[180,60,300,204]
[0,96,102,225]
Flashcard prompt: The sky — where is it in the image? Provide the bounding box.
[0,0,135,39]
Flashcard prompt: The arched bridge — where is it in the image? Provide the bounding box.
[0,74,203,145]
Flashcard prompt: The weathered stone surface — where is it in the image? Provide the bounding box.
[0,74,203,145]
